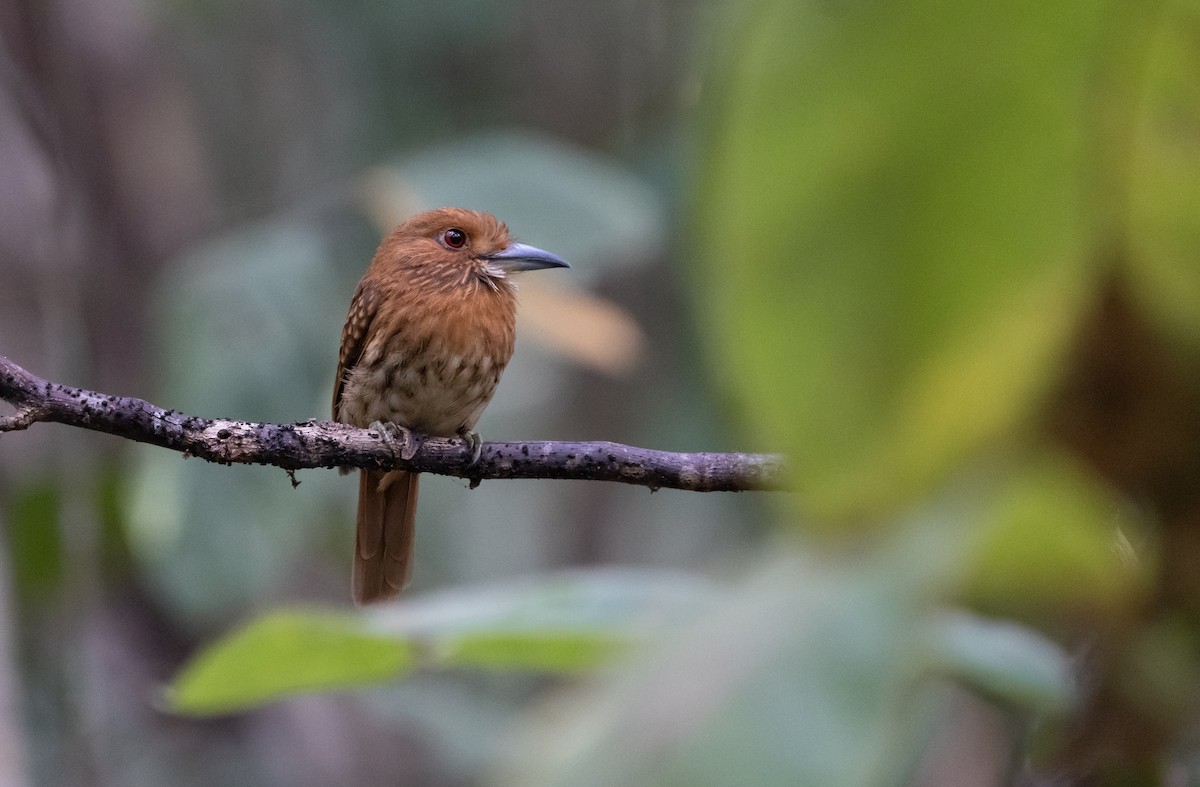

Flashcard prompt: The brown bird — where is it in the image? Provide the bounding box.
[333,207,569,604]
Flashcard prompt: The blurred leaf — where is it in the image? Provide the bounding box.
[693,0,1123,522]
[169,569,716,715]
[1128,1,1200,348]
[924,611,1074,715]
[444,631,626,671]
[169,610,414,716]
[960,451,1151,628]
[127,218,355,625]
[493,535,968,787]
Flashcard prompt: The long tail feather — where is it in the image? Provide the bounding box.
[353,469,419,604]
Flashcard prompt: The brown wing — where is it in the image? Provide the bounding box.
[332,279,383,421]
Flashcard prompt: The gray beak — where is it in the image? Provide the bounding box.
[483,242,570,272]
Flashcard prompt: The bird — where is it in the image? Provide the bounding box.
[333,207,569,604]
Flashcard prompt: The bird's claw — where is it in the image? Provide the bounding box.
[368,421,422,461]
[459,429,483,468]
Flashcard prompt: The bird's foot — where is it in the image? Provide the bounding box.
[368,421,422,461]
[458,428,483,468]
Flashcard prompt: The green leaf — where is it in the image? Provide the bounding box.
[168,610,414,716]
[443,631,628,672]
[1128,2,1200,348]
[169,570,716,715]
[693,0,1119,523]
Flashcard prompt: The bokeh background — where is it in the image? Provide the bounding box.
[5,0,1200,785]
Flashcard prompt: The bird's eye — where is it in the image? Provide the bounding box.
[441,228,467,249]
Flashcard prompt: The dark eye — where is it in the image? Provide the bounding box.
[441,228,467,249]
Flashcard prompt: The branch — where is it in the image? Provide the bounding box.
[0,355,784,492]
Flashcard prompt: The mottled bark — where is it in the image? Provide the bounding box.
[0,355,784,492]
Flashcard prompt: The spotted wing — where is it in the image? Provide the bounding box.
[332,280,383,421]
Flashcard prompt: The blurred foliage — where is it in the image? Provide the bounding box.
[492,546,948,786]
[694,0,1115,520]
[678,0,1200,782]
[961,450,1151,630]
[170,609,416,715]
[171,569,714,715]
[128,217,355,625]
[923,611,1073,715]
[1128,0,1200,349]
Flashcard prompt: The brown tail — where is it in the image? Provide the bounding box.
[353,469,419,604]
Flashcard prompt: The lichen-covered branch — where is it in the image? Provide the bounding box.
[0,355,784,492]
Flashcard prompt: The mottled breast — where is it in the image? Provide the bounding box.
[338,294,516,436]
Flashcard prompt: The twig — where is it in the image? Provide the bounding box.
[0,355,785,492]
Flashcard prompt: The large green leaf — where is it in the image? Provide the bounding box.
[168,610,414,716]
[168,569,715,715]
[693,0,1123,522]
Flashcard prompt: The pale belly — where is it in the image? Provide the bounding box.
[338,342,504,436]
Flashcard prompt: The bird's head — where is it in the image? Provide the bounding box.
[380,207,569,294]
